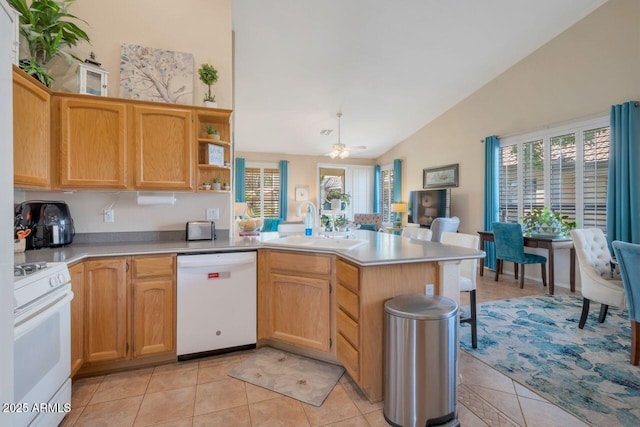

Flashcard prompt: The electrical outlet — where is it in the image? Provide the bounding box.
[425,284,434,297]
[103,209,115,223]
[206,208,219,220]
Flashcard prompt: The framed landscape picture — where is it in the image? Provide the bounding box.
[423,163,459,188]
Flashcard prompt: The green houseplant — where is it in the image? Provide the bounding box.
[521,207,577,237]
[324,189,351,210]
[198,63,219,106]
[9,0,91,87]
[205,124,220,140]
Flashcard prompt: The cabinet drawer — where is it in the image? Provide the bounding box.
[269,251,331,276]
[336,259,359,293]
[132,255,175,279]
[337,308,359,349]
[337,333,359,381]
[337,284,359,321]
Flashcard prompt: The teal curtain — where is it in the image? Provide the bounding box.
[393,159,402,203]
[373,164,381,213]
[484,135,500,269]
[279,160,289,220]
[607,101,640,245]
[235,157,245,202]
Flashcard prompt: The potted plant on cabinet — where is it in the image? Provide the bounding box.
[8,0,91,87]
[201,182,211,191]
[223,182,231,191]
[198,63,219,107]
[212,178,221,191]
[205,124,220,141]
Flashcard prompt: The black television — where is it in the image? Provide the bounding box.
[407,189,451,228]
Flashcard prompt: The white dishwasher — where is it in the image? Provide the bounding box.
[177,251,257,360]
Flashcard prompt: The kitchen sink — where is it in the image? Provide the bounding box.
[264,235,368,250]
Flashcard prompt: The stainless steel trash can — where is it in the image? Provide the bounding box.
[384,294,459,427]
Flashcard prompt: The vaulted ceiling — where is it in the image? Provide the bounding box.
[232,0,607,159]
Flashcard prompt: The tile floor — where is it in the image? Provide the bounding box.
[62,275,588,427]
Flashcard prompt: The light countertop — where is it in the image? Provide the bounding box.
[17,230,485,267]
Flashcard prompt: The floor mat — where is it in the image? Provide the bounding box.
[228,347,345,407]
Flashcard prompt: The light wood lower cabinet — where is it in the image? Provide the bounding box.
[131,255,176,358]
[335,258,438,403]
[69,262,85,377]
[258,250,334,355]
[77,254,176,376]
[84,258,129,363]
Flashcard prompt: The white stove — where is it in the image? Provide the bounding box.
[13,261,73,427]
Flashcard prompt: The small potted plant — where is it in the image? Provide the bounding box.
[212,177,221,191]
[202,181,211,191]
[198,63,219,107]
[324,189,351,210]
[205,124,220,141]
[223,182,231,191]
[521,207,577,237]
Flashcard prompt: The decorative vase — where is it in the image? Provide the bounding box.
[204,101,218,108]
[207,133,220,141]
[202,184,211,191]
[223,185,231,191]
[213,182,221,191]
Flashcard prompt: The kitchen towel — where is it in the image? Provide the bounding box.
[228,347,345,407]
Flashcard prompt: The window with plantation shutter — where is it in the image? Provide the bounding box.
[549,133,576,222]
[499,145,518,223]
[498,116,609,232]
[380,166,394,223]
[582,126,609,229]
[244,164,280,218]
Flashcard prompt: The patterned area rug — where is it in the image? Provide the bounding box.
[228,347,345,406]
[460,294,640,427]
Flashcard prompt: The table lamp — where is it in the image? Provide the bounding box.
[391,203,407,228]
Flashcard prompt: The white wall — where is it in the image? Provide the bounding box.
[376,0,640,288]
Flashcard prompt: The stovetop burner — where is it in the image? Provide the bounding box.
[14,261,48,277]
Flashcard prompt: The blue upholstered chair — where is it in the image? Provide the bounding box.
[611,240,640,366]
[492,222,547,289]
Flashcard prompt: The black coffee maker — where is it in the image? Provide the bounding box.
[16,201,75,249]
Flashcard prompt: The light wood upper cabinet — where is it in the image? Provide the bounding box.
[13,67,50,189]
[132,105,193,190]
[69,262,85,377]
[57,96,127,189]
[83,258,129,364]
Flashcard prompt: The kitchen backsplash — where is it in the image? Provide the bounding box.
[15,190,232,234]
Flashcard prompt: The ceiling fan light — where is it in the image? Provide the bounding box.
[339,150,349,159]
[329,149,339,159]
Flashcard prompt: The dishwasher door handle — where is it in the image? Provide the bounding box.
[177,259,255,270]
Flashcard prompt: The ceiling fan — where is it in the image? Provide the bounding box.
[326,113,366,159]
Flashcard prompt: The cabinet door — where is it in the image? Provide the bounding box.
[269,273,331,351]
[13,68,50,189]
[132,278,175,358]
[132,105,193,190]
[58,97,127,189]
[69,262,84,377]
[84,258,129,363]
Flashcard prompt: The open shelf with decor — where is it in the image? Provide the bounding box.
[194,107,232,193]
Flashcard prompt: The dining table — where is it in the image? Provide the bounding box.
[477,231,575,295]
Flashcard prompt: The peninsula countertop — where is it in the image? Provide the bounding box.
[17,229,485,267]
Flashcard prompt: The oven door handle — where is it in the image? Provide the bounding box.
[14,291,73,340]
